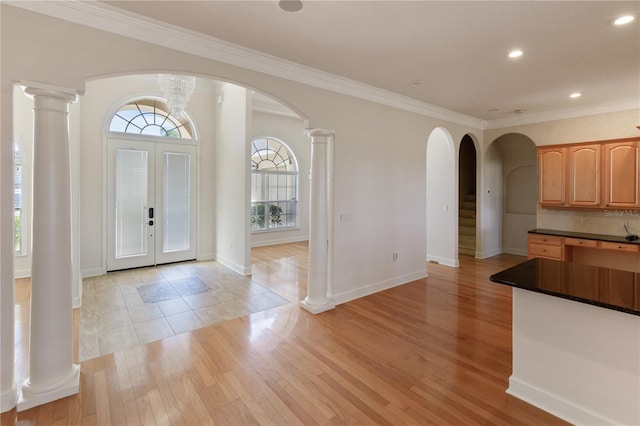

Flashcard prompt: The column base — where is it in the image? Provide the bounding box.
[299,298,335,314]
[1,382,17,413]
[17,364,80,412]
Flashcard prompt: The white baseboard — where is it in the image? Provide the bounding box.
[426,255,459,267]
[475,248,502,259]
[197,252,215,261]
[331,269,427,306]
[215,255,251,276]
[508,376,615,426]
[1,382,17,414]
[502,247,527,256]
[81,267,104,278]
[14,269,30,279]
[251,236,308,248]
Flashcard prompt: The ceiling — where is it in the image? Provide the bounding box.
[101,1,639,123]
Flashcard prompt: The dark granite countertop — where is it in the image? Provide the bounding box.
[490,258,640,316]
[529,228,640,245]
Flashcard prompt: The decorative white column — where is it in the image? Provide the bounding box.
[300,129,335,314]
[17,85,80,411]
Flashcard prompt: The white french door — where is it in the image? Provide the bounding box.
[107,137,197,271]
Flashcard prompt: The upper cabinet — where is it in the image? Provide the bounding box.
[567,144,600,207]
[604,141,640,209]
[538,146,566,207]
[538,137,640,210]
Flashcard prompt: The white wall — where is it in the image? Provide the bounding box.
[250,110,309,247]
[426,128,458,267]
[214,83,251,274]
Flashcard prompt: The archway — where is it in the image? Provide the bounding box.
[458,135,477,257]
[426,127,458,267]
[488,133,537,255]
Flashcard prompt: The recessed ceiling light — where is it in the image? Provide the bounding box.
[508,50,523,59]
[569,92,582,98]
[614,15,635,26]
[279,0,303,12]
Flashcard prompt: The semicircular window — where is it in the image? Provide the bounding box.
[109,98,193,139]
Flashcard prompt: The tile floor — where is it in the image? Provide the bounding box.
[79,260,290,361]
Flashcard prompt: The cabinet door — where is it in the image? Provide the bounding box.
[567,144,600,207]
[538,147,566,206]
[604,141,639,208]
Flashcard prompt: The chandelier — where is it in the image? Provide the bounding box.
[157,74,196,119]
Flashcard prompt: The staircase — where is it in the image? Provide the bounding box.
[459,193,476,256]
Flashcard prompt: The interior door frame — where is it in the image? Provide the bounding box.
[104,133,199,272]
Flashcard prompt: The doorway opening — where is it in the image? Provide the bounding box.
[458,135,477,257]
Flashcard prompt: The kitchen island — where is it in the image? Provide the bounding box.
[490,258,640,425]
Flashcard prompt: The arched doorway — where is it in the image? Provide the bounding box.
[458,135,477,257]
[426,127,458,267]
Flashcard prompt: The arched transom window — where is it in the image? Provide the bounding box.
[109,98,194,139]
[250,138,298,230]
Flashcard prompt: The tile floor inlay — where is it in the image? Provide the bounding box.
[79,260,290,361]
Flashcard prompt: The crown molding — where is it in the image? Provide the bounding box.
[485,98,640,129]
[5,0,487,129]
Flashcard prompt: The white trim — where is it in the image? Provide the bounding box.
[502,247,527,256]
[485,99,639,129]
[251,236,308,248]
[0,383,17,414]
[215,254,252,276]
[81,267,105,279]
[331,269,427,306]
[72,297,81,310]
[426,255,460,268]
[13,268,30,279]
[197,252,215,261]
[7,1,485,129]
[475,248,503,259]
[508,370,616,425]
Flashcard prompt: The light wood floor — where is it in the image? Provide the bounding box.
[2,243,566,425]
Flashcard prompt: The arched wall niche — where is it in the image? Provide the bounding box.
[487,132,537,255]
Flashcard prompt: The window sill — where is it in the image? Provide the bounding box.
[251,227,301,234]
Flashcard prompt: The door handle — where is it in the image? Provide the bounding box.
[149,207,154,219]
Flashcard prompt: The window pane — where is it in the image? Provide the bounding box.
[109,99,193,138]
[14,144,22,254]
[115,149,148,258]
[251,202,267,230]
[250,138,298,231]
[163,152,191,253]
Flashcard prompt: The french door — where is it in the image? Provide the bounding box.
[107,137,197,271]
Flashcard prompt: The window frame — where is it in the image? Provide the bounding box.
[250,137,299,232]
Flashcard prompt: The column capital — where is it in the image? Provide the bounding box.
[21,81,78,104]
[304,128,335,140]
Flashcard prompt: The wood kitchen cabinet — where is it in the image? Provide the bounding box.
[567,144,600,207]
[538,146,566,207]
[604,141,639,209]
[527,234,564,260]
[537,136,640,210]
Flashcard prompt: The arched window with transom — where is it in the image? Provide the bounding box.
[108,98,194,139]
[250,137,298,230]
